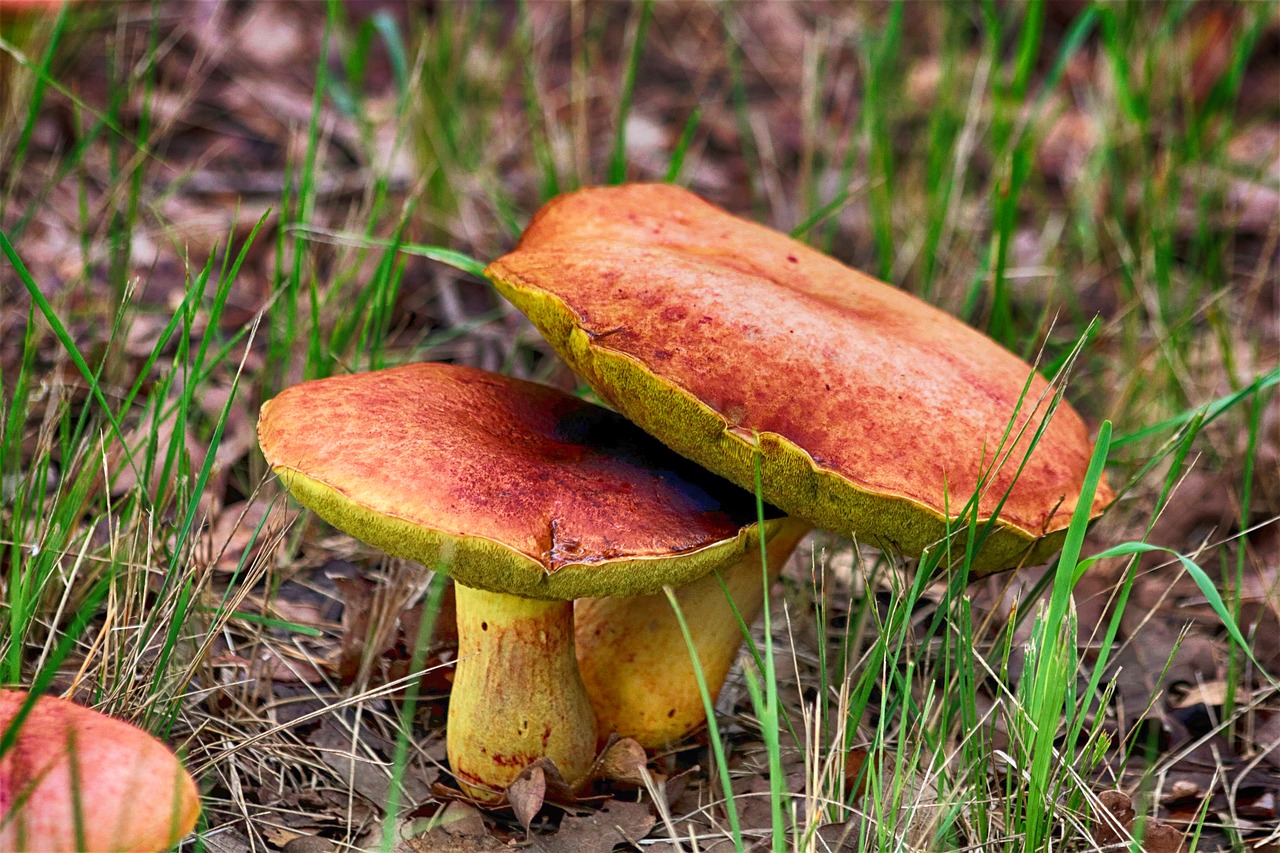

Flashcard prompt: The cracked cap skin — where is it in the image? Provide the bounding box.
[486,183,1114,574]
[257,362,783,600]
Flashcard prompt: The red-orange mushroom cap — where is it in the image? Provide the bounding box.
[486,184,1114,574]
[257,362,782,598]
[0,690,200,853]
[0,0,71,17]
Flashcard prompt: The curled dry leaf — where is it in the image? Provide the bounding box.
[1092,789,1188,853]
[506,762,546,835]
[1094,789,1137,847]
[590,737,652,787]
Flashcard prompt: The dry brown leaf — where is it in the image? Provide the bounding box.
[279,834,337,853]
[308,715,433,809]
[336,574,378,684]
[1039,109,1100,189]
[199,499,296,573]
[109,403,203,497]
[198,380,257,475]
[401,832,504,853]
[122,314,178,359]
[534,799,656,853]
[399,802,505,853]
[591,737,651,787]
[844,746,870,799]
[1186,5,1245,104]
[1139,819,1188,853]
[1094,790,1188,852]
[1170,679,1237,709]
[1165,778,1206,803]
[1255,711,1280,771]
[1094,789,1136,847]
[234,3,306,69]
[259,824,307,845]
[507,762,546,834]
[252,646,331,684]
[199,827,255,853]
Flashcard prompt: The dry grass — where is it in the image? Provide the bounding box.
[1,1,1278,851]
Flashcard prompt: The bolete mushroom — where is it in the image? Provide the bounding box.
[487,183,1113,571]
[486,183,1114,743]
[0,689,201,853]
[575,517,811,747]
[256,362,788,801]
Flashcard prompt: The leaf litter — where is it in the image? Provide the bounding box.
[2,0,1278,850]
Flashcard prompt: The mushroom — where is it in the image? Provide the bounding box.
[0,0,73,18]
[1,689,200,853]
[487,183,1113,571]
[575,517,811,747]
[486,183,1114,742]
[256,362,788,801]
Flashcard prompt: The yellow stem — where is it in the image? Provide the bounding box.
[447,585,597,801]
[575,517,812,747]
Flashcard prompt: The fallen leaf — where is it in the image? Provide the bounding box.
[1138,819,1187,853]
[260,825,305,848]
[280,835,338,853]
[399,802,505,852]
[844,746,870,799]
[1039,109,1100,189]
[508,762,546,835]
[533,799,655,852]
[591,737,651,787]
[1186,5,1244,104]
[1094,789,1136,847]
[199,499,296,573]
[308,715,434,809]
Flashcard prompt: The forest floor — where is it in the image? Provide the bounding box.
[1,1,1278,851]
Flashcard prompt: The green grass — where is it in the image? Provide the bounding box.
[2,1,1277,850]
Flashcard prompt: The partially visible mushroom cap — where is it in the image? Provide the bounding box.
[257,362,784,599]
[486,184,1114,573]
[0,690,200,853]
[0,0,71,17]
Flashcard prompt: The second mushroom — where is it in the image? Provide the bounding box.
[257,361,788,802]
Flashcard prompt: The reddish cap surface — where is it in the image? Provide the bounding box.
[258,362,780,598]
[0,690,200,853]
[487,184,1113,572]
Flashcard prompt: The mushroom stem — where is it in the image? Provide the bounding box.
[575,517,812,747]
[447,584,597,802]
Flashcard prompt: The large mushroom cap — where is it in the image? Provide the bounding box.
[258,362,782,599]
[486,184,1113,573]
[0,690,200,853]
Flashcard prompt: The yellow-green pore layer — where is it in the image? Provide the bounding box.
[258,362,785,600]
[486,184,1115,576]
